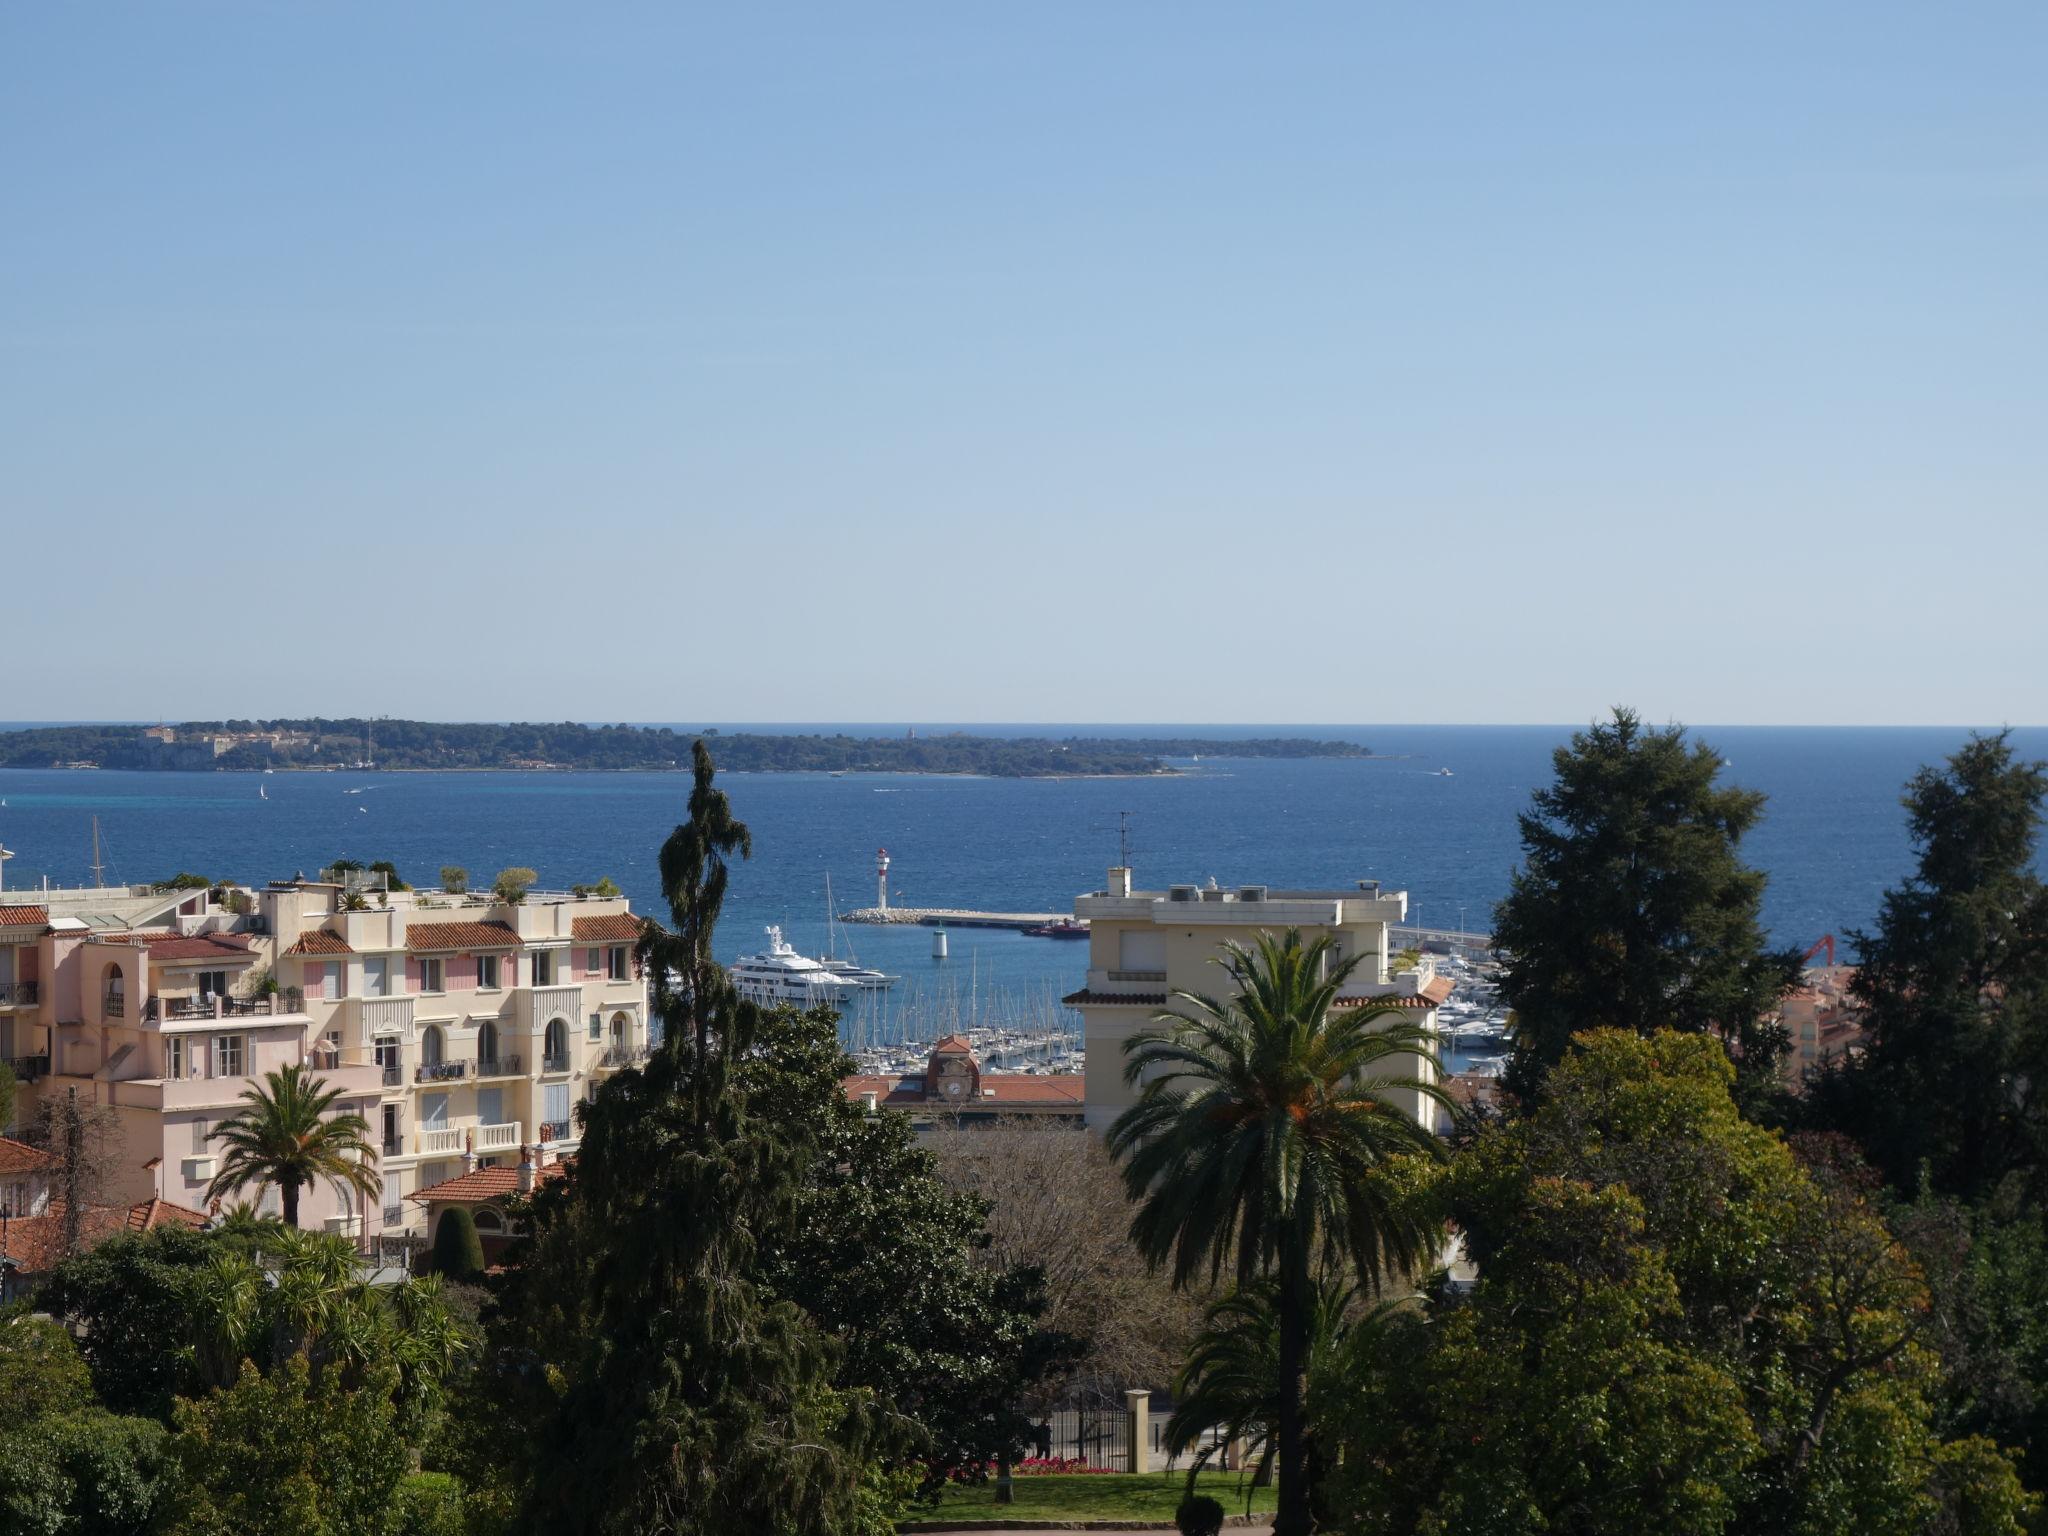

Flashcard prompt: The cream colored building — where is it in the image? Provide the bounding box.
[263,877,651,1234]
[1065,868,1451,1134]
[2,875,651,1242]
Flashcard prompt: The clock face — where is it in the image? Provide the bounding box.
[945,1078,964,1097]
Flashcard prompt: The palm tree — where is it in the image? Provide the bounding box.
[1108,929,1452,1536]
[205,1064,381,1229]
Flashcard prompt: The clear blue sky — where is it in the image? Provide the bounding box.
[5,4,2043,726]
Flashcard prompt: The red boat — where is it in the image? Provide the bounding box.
[1024,919,1090,940]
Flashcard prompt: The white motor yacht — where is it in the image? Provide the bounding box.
[730,926,861,1008]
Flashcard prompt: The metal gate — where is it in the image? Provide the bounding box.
[1038,1395,1134,1471]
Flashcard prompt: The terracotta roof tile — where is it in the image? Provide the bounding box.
[131,932,256,964]
[0,1137,53,1176]
[406,920,521,953]
[842,1073,1084,1109]
[126,1197,209,1233]
[0,905,49,928]
[285,930,354,956]
[0,1201,175,1277]
[409,1160,570,1205]
[930,1033,975,1054]
[571,914,642,944]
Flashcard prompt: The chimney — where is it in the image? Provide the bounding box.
[1107,866,1133,898]
[517,1145,535,1193]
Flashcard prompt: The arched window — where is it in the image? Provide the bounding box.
[610,1012,628,1045]
[421,1025,445,1070]
[471,1208,504,1234]
[103,965,126,1019]
[477,1020,499,1068]
[544,1018,566,1068]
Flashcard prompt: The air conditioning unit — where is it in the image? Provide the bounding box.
[1200,888,1229,902]
[1356,880,1381,897]
[1238,885,1268,902]
[1168,885,1199,902]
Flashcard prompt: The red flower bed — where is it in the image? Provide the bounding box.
[945,1456,1115,1481]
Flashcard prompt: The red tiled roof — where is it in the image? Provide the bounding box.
[0,1137,53,1177]
[571,913,642,944]
[1063,989,1166,1007]
[0,1199,202,1277]
[930,1032,974,1054]
[0,905,49,928]
[406,920,521,953]
[126,1197,209,1233]
[131,932,256,964]
[409,1160,570,1205]
[842,1073,1084,1110]
[285,930,354,956]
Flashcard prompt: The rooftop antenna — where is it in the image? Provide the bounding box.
[90,816,105,889]
[1090,810,1139,868]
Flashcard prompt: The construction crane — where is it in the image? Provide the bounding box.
[1801,934,1836,968]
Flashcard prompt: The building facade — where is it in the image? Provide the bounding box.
[842,1033,1085,1125]
[1,874,652,1243]
[1065,867,1451,1134]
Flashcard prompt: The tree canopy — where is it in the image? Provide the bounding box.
[1494,707,1799,1107]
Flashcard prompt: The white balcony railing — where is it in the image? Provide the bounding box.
[418,1127,463,1156]
[476,1121,521,1152]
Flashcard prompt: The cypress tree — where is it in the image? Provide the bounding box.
[1495,708,1799,1109]
[431,1207,485,1281]
[493,742,876,1536]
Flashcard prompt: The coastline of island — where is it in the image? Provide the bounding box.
[0,720,1372,780]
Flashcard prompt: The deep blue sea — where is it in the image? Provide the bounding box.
[3,725,2043,1042]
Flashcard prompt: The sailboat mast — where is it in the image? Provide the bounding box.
[90,816,105,888]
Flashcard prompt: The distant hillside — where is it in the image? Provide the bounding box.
[0,721,1369,778]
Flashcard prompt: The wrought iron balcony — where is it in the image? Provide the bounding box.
[538,1118,571,1142]
[475,1053,524,1078]
[0,981,37,1007]
[415,1060,470,1083]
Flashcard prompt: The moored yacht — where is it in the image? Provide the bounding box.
[730,926,862,1007]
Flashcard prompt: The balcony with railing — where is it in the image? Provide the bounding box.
[418,1126,464,1156]
[539,1053,571,1075]
[144,993,300,1024]
[474,1052,524,1078]
[416,1060,469,1083]
[382,1132,404,1157]
[598,1043,653,1069]
[538,1118,571,1143]
[382,1064,403,1087]
[476,1121,521,1153]
[0,981,38,1007]
[6,1054,49,1083]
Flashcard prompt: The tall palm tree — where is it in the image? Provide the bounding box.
[1108,930,1452,1536]
[205,1064,381,1229]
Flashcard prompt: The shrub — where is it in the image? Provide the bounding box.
[440,866,469,895]
[492,867,537,905]
[432,1208,486,1281]
[1176,1492,1226,1536]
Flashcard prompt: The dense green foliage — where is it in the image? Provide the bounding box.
[432,1208,486,1281]
[1808,732,2048,1200]
[0,719,1366,776]
[1110,930,1449,1536]
[1495,707,1800,1107]
[1320,1031,2035,1535]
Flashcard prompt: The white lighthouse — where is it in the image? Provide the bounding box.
[876,847,891,913]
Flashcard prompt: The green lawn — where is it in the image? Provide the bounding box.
[901,1469,1275,1527]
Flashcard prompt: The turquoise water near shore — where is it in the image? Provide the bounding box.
[3,725,2043,1039]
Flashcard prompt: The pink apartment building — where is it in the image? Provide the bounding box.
[1,873,652,1244]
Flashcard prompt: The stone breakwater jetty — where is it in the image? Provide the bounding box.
[840,907,1072,931]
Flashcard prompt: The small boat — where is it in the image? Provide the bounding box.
[1436,767,1454,777]
[1024,919,1090,940]
[259,784,268,800]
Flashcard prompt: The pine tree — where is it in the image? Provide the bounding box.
[1825,731,2048,1198]
[1495,708,1799,1108]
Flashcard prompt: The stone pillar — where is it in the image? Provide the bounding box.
[1125,1389,1151,1475]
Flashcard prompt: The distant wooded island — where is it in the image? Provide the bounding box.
[0,721,1370,778]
